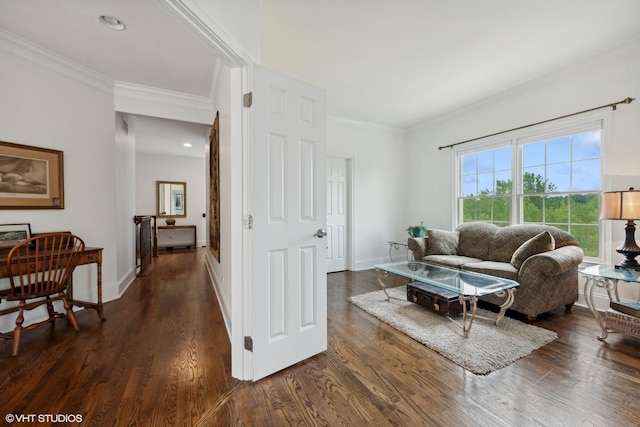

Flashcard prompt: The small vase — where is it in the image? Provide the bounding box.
[409,227,424,237]
[165,217,176,226]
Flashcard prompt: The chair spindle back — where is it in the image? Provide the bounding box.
[7,233,86,298]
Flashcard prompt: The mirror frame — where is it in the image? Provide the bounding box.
[156,181,187,218]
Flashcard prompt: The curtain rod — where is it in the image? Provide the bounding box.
[437,97,635,150]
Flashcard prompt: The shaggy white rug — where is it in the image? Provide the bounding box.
[347,285,558,375]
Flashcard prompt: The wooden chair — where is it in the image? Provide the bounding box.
[0,233,85,356]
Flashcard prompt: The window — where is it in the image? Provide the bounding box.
[460,145,512,226]
[520,130,601,257]
[456,117,605,259]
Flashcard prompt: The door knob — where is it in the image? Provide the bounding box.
[314,229,328,238]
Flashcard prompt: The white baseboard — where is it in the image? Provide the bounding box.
[205,258,231,338]
[353,257,388,271]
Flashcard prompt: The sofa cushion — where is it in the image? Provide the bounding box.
[461,261,519,282]
[456,222,500,260]
[544,227,580,249]
[426,229,459,255]
[487,224,577,262]
[423,255,483,269]
[510,231,555,269]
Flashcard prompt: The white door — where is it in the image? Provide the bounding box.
[326,156,347,272]
[250,64,327,380]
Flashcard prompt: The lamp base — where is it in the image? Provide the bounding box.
[615,264,640,272]
[615,220,640,270]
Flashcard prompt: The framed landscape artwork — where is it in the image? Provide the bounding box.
[0,223,31,248]
[0,141,64,209]
[209,112,220,262]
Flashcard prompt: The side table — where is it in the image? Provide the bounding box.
[580,264,640,341]
[387,240,411,262]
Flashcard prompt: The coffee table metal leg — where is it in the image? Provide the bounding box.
[450,290,516,337]
[494,288,516,325]
[458,295,478,338]
[376,269,408,301]
[376,269,392,301]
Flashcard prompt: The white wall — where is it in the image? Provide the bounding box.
[327,118,408,270]
[205,63,234,330]
[115,112,137,287]
[406,40,640,309]
[0,42,126,331]
[135,151,207,246]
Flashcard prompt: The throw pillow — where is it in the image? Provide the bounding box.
[426,229,460,255]
[510,231,555,269]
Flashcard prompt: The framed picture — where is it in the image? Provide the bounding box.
[0,140,64,209]
[209,112,221,262]
[0,223,32,248]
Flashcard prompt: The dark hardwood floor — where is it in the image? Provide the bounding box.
[1,248,639,426]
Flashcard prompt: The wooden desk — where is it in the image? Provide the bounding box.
[0,247,105,321]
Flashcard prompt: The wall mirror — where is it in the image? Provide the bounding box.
[156,181,187,218]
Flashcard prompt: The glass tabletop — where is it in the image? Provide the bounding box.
[375,261,519,296]
[579,264,640,283]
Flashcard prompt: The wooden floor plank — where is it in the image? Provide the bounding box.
[1,250,639,426]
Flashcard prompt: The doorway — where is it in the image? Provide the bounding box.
[326,155,353,273]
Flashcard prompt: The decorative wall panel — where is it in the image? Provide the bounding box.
[268,86,286,120]
[299,96,314,127]
[299,246,316,329]
[299,138,315,222]
[268,133,286,223]
[268,249,287,340]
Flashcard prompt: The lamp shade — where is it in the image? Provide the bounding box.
[600,188,640,220]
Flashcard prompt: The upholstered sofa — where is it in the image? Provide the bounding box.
[407,223,584,322]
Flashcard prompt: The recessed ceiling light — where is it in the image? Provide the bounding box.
[99,15,126,31]
[183,143,192,148]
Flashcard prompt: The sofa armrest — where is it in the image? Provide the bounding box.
[519,245,584,277]
[407,237,428,260]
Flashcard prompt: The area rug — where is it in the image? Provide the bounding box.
[347,285,558,375]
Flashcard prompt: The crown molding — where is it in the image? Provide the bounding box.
[114,81,215,124]
[0,29,113,94]
[114,81,213,107]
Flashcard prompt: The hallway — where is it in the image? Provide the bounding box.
[0,249,237,426]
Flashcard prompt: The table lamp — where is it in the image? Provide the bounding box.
[601,187,640,270]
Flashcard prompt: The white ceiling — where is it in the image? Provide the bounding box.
[261,0,640,128]
[0,0,219,97]
[130,115,210,159]
[2,0,640,134]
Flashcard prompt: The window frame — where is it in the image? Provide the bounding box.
[452,110,612,263]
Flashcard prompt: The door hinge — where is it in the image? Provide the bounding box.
[243,92,253,108]
[244,336,253,352]
[245,214,253,230]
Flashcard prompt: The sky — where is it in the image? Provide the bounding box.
[462,129,601,196]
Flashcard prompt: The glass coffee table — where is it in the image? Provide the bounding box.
[375,261,519,337]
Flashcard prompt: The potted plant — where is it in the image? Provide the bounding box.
[406,221,427,237]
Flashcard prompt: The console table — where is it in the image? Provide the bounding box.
[580,264,640,341]
[0,246,105,321]
[157,225,197,250]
